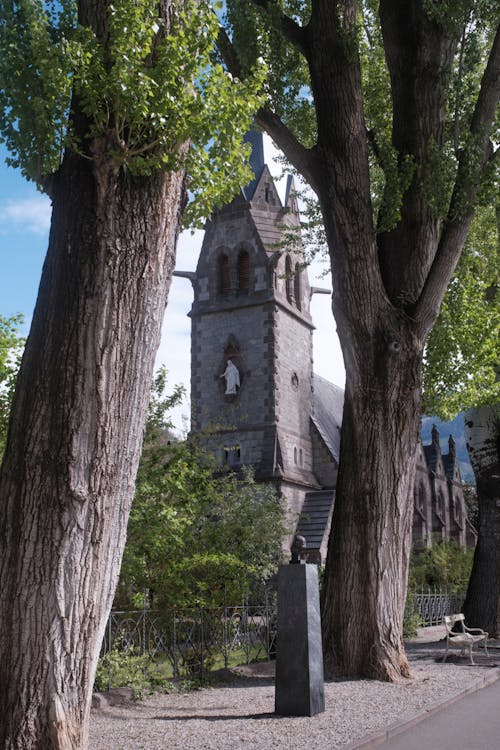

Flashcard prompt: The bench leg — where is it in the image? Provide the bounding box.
[443,640,449,663]
[468,643,475,665]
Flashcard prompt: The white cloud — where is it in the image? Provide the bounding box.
[0,196,52,235]
[154,230,201,434]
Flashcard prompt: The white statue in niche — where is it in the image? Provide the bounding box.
[220,359,240,395]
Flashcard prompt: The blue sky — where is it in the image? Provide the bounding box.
[0,138,345,432]
[0,146,51,324]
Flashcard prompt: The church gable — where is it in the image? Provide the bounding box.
[194,210,270,306]
[249,164,283,211]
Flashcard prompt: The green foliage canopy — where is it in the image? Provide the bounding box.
[423,203,500,419]
[0,0,266,224]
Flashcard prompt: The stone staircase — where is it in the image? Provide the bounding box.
[295,489,334,562]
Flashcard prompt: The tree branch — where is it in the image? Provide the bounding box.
[217,25,321,194]
[412,24,500,335]
[469,24,500,139]
[250,0,308,55]
[255,106,322,194]
[217,25,245,80]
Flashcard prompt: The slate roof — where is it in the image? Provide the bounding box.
[311,374,344,462]
[242,130,265,200]
[295,490,334,551]
[249,206,285,253]
[423,444,438,473]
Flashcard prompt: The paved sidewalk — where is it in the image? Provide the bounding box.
[347,631,500,750]
[354,676,500,750]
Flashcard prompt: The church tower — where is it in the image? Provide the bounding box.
[187,132,321,523]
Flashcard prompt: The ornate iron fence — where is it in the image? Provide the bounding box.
[102,604,277,680]
[100,590,465,681]
[410,589,466,626]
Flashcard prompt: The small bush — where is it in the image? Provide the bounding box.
[94,647,151,697]
[403,600,421,638]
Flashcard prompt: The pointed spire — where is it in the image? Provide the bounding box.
[285,175,299,215]
[431,424,440,448]
[448,434,456,458]
[243,130,265,200]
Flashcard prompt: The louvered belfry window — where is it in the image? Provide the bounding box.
[219,253,230,296]
[238,250,250,294]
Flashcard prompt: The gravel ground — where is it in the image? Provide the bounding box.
[90,629,499,750]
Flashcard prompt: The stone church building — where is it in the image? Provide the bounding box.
[176,133,475,564]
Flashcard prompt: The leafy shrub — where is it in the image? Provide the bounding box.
[408,541,474,593]
[94,646,151,697]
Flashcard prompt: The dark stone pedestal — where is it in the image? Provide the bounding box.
[274,564,325,716]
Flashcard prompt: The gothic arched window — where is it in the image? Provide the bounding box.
[415,482,425,514]
[437,490,445,521]
[238,250,250,294]
[219,253,230,297]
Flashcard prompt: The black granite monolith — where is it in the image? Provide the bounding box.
[274,563,325,716]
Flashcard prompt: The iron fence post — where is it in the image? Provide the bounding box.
[173,611,178,679]
[200,607,204,686]
[224,606,229,669]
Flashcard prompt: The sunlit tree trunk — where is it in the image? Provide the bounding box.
[0,149,186,748]
[223,0,498,677]
[321,313,423,679]
[307,0,447,679]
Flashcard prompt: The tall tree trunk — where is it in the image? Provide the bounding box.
[228,0,499,681]
[0,150,186,748]
[462,404,500,637]
[305,0,430,679]
[320,300,424,679]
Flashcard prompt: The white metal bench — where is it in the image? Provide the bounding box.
[443,613,488,665]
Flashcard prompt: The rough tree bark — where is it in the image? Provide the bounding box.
[462,404,500,637]
[0,153,187,750]
[243,0,500,679]
[0,1,188,746]
[303,0,455,680]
